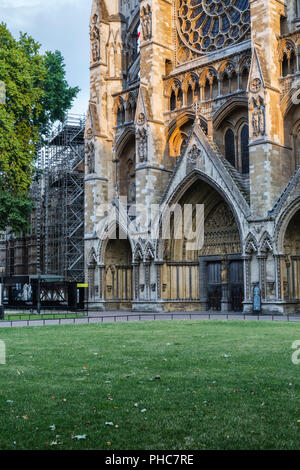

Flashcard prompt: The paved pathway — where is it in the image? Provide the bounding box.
[0,310,300,328]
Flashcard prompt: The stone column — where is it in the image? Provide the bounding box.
[155,261,163,301]
[97,264,105,300]
[258,255,267,300]
[133,262,139,301]
[243,255,252,301]
[274,254,285,301]
[144,261,151,300]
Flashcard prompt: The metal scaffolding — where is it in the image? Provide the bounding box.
[39,114,86,282]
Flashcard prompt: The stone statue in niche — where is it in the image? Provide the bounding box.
[141,5,152,41]
[127,159,136,203]
[85,141,95,174]
[251,96,265,137]
[137,128,147,162]
[90,14,100,63]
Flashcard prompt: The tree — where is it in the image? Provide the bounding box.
[0,23,79,233]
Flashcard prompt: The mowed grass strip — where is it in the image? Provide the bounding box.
[0,320,299,450]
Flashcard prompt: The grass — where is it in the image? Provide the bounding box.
[0,320,300,450]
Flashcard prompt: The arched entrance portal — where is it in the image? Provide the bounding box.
[160,179,244,311]
[103,237,133,308]
[283,208,300,301]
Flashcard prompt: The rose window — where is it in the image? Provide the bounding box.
[177,0,250,54]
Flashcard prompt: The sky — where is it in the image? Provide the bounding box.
[0,0,92,116]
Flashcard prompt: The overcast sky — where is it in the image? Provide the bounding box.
[0,0,92,116]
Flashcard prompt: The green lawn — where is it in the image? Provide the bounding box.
[0,320,300,450]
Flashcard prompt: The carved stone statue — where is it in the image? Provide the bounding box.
[251,96,265,137]
[85,141,95,174]
[137,128,148,163]
[90,14,100,63]
[141,5,152,41]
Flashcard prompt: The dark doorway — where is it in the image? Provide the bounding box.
[228,260,244,311]
[207,261,222,311]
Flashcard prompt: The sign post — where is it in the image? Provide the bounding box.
[253,285,261,313]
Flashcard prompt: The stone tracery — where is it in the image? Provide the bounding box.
[176,0,250,55]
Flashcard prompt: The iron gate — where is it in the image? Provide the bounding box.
[228,260,244,312]
[207,262,222,311]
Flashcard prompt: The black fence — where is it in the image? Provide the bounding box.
[1,309,300,327]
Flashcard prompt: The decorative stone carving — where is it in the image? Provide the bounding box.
[137,128,148,162]
[250,78,262,93]
[90,14,100,63]
[141,5,152,41]
[187,144,202,164]
[137,113,146,126]
[251,96,265,137]
[85,141,95,174]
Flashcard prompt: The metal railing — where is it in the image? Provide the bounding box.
[1,309,300,327]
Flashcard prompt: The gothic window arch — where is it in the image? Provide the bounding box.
[241,67,249,90]
[177,87,183,108]
[240,124,249,174]
[282,53,289,77]
[187,84,193,106]
[204,78,211,100]
[194,81,200,101]
[281,42,296,77]
[117,102,125,126]
[224,128,236,167]
[231,71,238,92]
[222,73,230,95]
[170,89,176,111]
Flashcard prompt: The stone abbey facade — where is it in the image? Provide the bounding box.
[85,0,300,313]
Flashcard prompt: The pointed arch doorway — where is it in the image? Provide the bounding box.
[160,177,244,312]
[103,237,133,310]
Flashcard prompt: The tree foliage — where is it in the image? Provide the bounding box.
[0,23,79,233]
